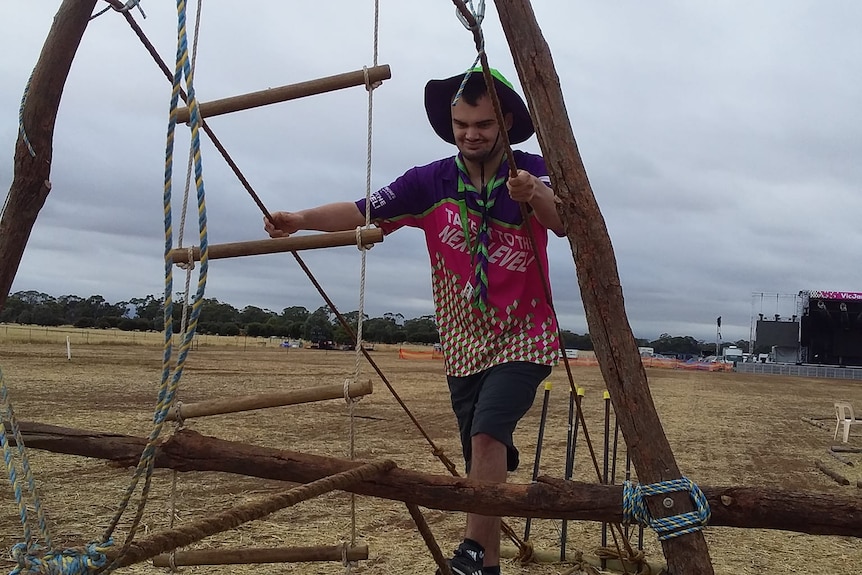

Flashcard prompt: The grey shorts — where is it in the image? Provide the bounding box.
[447,361,552,472]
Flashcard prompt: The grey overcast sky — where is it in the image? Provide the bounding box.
[2,1,860,343]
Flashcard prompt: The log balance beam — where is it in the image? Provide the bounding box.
[14,423,862,538]
[174,65,392,123]
[168,228,384,264]
[166,379,373,421]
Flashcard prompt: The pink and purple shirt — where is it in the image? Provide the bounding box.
[356,151,560,376]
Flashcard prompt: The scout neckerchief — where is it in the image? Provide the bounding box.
[455,153,507,312]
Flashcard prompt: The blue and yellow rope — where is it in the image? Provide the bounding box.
[622,477,711,541]
[0,369,51,552]
[100,0,208,570]
[3,2,208,573]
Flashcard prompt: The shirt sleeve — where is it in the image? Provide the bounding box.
[354,166,430,235]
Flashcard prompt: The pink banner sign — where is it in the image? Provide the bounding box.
[806,290,862,300]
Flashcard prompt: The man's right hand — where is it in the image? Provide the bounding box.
[264,211,302,238]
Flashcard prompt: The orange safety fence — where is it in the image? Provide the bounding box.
[398,348,444,360]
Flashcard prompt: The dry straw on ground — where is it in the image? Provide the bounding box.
[0,328,860,575]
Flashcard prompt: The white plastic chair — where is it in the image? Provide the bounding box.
[833,402,861,443]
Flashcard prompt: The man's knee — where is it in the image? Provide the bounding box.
[471,432,503,449]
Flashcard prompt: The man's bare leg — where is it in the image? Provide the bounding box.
[464,432,508,567]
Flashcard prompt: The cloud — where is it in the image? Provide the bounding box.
[2,1,861,344]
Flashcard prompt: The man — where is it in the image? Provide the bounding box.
[265,68,563,575]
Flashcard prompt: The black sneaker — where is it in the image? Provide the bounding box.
[447,540,484,575]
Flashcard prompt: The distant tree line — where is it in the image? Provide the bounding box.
[0,290,748,353]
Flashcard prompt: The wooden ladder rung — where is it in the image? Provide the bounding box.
[175,64,392,123]
[152,544,368,566]
[168,228,384,264]
[166,379,373,421]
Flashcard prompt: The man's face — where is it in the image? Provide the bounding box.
[451,94,513,163]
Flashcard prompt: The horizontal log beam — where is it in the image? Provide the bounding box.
[152,544,369,566]
[14,423,862,538]
[168,228,383,263]
[167,379,373,421]
[174,65,392,123]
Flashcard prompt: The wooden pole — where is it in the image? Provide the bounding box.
[166,379,373,421]
[168,228,384,263]
[493,2,714,572]
[13,423,862,538]
[827,450,854,466]
[0,0,97,314]
[174,65,392,123]
[152,544,369,566]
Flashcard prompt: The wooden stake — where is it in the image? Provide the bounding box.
[168,228,383,263]
[801,416,830,430]
[827,450,854,466]
[174,65,391,123]
[815,460,850,486]
[166,379,373,421]
[152,544,368,566]
[493,1,714,571]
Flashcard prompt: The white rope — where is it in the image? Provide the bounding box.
[344,0,380,566]
[169,3,203,571]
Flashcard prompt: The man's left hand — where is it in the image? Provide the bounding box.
[506,169,540,203]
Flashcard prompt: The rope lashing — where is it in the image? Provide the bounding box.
[455,0,485,31]
[622,477,710,541]
[17,71,36,158]
[10,540,113,575]
[91,0,146,21]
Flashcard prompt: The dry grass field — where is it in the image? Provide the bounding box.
[0,326,860,575]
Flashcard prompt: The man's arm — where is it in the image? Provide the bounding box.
[265,202,366,238]
[506,170,565,235]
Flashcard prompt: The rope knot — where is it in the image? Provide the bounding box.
[362,66,382,92]
[10,540,113,575]
[456,0,485,31]
[355,226,374,251]
[175,246,196,271]
[343,378,360,405]
[622,477,710,541]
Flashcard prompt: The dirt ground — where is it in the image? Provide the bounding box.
[0,342,859,575]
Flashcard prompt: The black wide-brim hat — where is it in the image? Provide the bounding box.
[424,67,534,145]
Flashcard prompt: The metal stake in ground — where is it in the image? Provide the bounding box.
[560,386,583,560]
[524,381,552,541]
[601,390,611,570]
